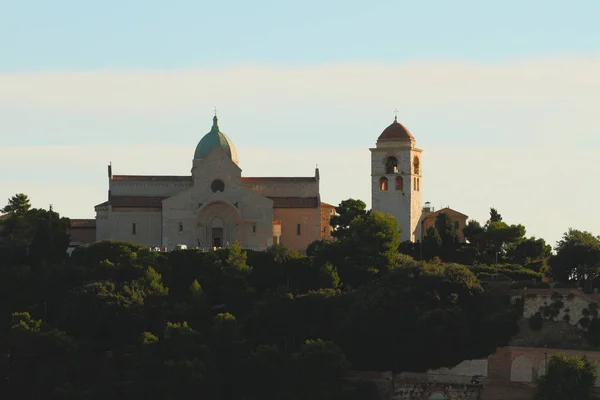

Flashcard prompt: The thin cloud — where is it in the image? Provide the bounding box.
[1,57,599,247]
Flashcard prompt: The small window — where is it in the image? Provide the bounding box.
[252,224,256,234]
[296,224,301,236]
[179,222,183,233]
[413,177,416,190]
[396,176,404,191]
[417,178,420,191]
[454,221,459,230]
[132,222,137,235]
[379,177,388,191]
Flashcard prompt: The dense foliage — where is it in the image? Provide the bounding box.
[0,195,524,399]
[0,194,595,398]
[534,354,598,400]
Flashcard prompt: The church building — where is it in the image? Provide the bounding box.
[95,116,334,252]
[370,116,469,243]
[371,115,423,242]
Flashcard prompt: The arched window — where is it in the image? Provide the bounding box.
[417,178,420,191]
[379,177,388,191]
[413,177,416,190]
[179,222,183,233]
[413,156,420,175]
[395,176,403,190]
[385,156,398,174]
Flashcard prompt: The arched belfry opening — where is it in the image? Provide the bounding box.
[413,156,420,175]
[385,156,398,174]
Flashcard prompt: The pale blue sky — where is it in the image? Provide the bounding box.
[2,0,599,72]
[1,0,599,247]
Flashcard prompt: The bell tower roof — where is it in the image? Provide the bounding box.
[193,115,238,164]
[377,116,415,144]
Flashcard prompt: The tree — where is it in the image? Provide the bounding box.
[550,229,600,283]
[506,236,552,265]
[422,226,442,260]
[333,210,401,287]
[330,199,367,240]
[1,193,31,215]
[534,354,597,400]
[487,208,503,224]
[434,213,459,245]
[463,220,485,249]
[224,240,252,275]
[4,207,71,267]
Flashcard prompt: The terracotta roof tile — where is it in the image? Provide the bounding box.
[242,177,316,183]
[111,196,167,208]
[423,207,469,219]
[0,214,9,220]
[377,118,415,143]
[268,197,318,208]
[320,202,336,208]
[272,219,282,224]
[112,175,192,182]
[71,219,96,228]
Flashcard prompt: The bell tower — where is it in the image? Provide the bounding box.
[370,114,423,242]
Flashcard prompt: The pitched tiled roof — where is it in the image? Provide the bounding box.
[71,219,96,228]
[0,214,9,221]
[242,177,317,183]
[424,207,469,219]
[268,197,319,208]
[320,202,336,208]
[110,196,167,208]
[97,195,318,210]
[273,219,282,225]
[94,201,109,209]
[112,175,192,182]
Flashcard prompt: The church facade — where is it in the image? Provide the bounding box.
[95,116,333,252]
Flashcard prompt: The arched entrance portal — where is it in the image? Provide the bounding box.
[196,200,241,249]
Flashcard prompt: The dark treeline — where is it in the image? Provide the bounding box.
[0,194,597,399]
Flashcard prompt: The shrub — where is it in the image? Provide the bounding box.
[529,312,543,331]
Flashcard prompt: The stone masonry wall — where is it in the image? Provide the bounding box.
[514,288,600,328]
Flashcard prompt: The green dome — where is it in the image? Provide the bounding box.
[193,116,238,163]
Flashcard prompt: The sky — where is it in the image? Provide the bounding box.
[1,0,600,247]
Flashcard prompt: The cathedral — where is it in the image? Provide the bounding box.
[95,115,336,252]
[92,114,468,252]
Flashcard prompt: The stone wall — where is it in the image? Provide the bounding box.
[274,207,321,252]
[514,288,600,328]
[481,379,533,400]
[428,359,488,378]
[320,203,336,241]
[394,373,481,400]
[370,146,422,242]
[242,179,319,198]
[488,346,600,386]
